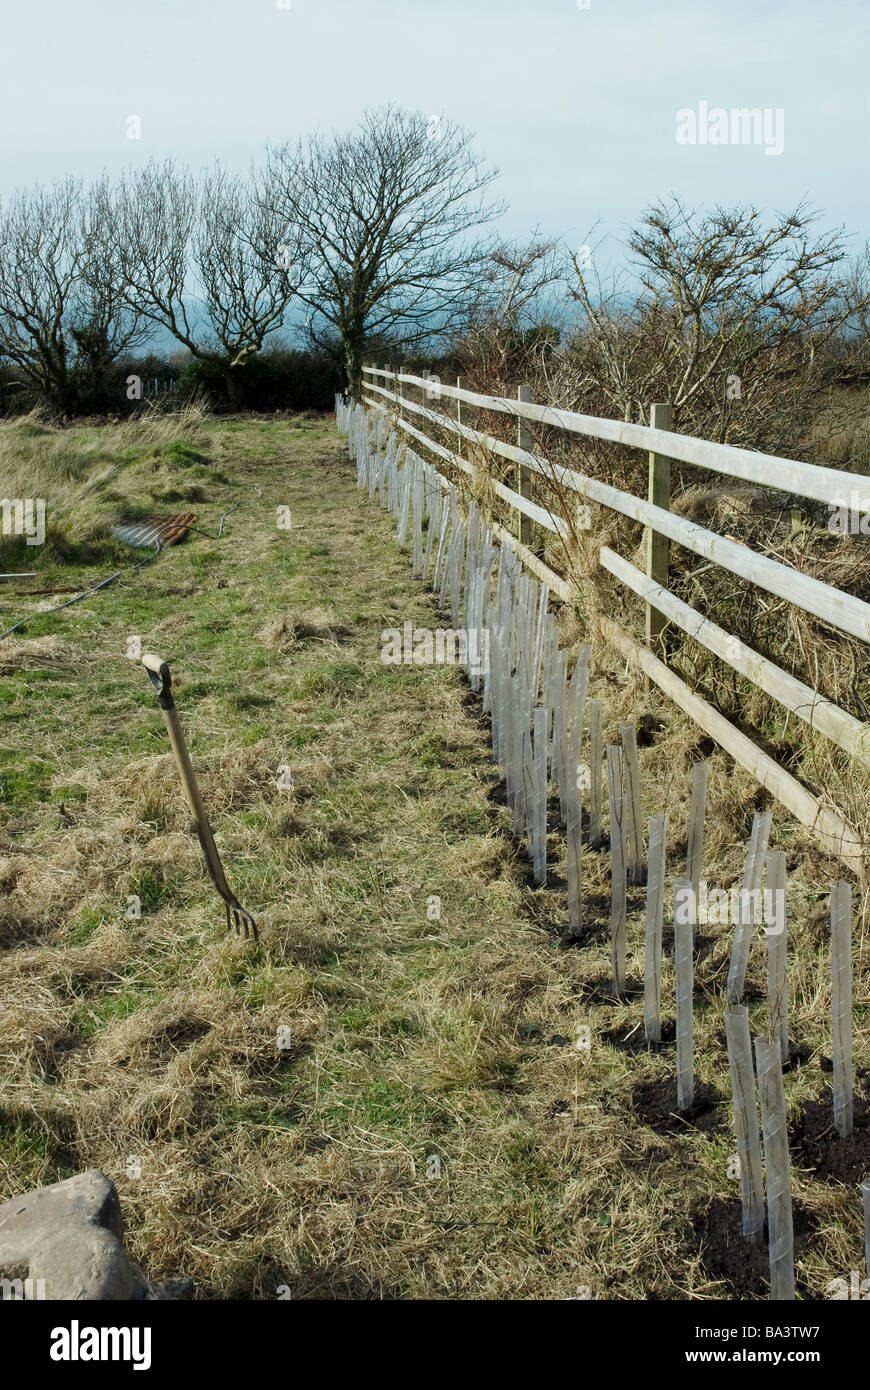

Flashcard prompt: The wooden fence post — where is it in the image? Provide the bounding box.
[456,376,471,478]
[646,402,672,651]
[456,376,468,428]
[517,385,533,548]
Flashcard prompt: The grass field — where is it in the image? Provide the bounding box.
[0,410,867,1300]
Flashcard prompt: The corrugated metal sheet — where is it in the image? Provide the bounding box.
[112,513,198,548]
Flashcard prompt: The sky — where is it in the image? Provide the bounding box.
[1,0,867,276]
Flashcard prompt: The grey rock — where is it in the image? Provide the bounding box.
[0,1169,170,1301]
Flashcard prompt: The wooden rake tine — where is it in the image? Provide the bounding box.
[141,653,259,942]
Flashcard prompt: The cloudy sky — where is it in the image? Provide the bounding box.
[2,0,867,268]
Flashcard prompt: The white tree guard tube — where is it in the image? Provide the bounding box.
[520,720,534,845]
[566,776,582,934]
[589,699,604,848]
[566,712,583,933]
[511,696,525,839]
[533,706,549,885]
[607,744,626,994]
[754,1035,796,1301]
[620,721,644,885]
[687,761,710,940]
[568,644,591,744]
[830,880,854,1139]
[765,850,789,1066]
[727,811,772,1004]
[531,582,548,711]
[644,816,667,1043]
[674,877,695,1111]
[724,1005,765,1243]
[554,652,569,826]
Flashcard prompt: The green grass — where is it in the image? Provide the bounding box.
[0,757,53,808]
[0,1109,74,1180]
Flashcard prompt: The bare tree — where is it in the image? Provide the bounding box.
[451,234,562,388]
[0,180,82,410]
[266,106,504,391]
[113,161,299,403]
[836,240,870,380]
[72,177,150,408]
[559,198,870,449]
[0,179,145,411]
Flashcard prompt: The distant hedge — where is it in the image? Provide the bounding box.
[0,343,343,418]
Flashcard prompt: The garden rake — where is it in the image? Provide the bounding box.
[141,653,258,942]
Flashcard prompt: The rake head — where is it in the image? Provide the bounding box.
[192,823,259,943]
[223,894,259,943]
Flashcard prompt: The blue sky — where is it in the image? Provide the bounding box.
[2,0,867,271]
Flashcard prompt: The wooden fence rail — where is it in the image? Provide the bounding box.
[358,365,869,877]
[366,367,870,515]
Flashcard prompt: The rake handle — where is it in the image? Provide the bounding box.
[141,652,232,900]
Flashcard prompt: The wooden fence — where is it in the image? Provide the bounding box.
[359,365,870,879]
[338,386,870,1300]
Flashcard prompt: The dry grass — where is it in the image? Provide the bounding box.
[0,411,867,1300]
[0,402,214,567]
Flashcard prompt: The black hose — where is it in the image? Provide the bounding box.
[0,499,240,642]
[0,544,161,642]
[186,502,240,541]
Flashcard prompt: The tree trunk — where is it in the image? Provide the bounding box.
[342,313,365,397]
[224,368,245,410]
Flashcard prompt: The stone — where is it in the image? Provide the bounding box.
[0,1169,167,1300]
